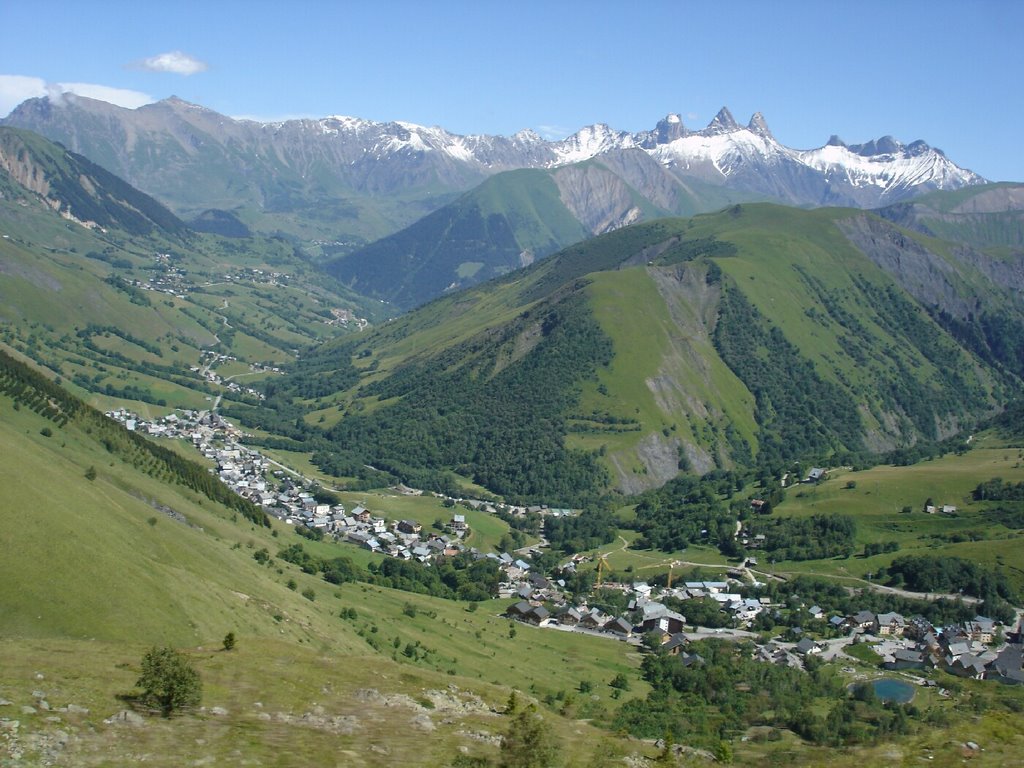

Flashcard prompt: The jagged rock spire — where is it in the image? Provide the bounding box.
[705,107,739,134]
[747,112,773,139]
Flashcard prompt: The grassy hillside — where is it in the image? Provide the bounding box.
[878,182,1024,248]
[244,205,1023,502]
[4,383,1022,766]
[0,356,661,766]
[0,163,380,415]
[328,169,588,310]
[765,436,1024,591]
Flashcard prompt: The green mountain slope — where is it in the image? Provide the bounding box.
[327,154,764,310]
[0,352,654,765]
[877,182,1024,249]
[249,204,1023,501]
[328,169,588,309]
[0,126,187,237]
[0,128,379,414]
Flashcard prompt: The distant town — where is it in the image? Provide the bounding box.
[106,405,1024,690]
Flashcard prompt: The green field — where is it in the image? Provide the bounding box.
[763,439,1024,589]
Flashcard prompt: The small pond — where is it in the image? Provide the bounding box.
[871,678,915,703]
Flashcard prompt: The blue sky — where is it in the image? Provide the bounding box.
[2,0,1021,181]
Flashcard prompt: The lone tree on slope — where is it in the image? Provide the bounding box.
[136,646,202,716]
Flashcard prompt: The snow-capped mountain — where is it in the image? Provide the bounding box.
[2,94,986,245]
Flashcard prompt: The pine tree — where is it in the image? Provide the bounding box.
[136,646,202,716]
[499,704,557,768]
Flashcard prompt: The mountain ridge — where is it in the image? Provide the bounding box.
[2,94,987,250]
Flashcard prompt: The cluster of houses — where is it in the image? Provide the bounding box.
[506,579,743,650]
[187,351,267,400]
[327,307,370,331]
[103,408,564,593]
[216,267,292,287]
[505,574,1023,683]
[125,252,192,298]
[840,612,1024,684]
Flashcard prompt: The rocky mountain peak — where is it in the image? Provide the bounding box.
[652,113,687,144]
[747,112,773,139]
[704,107,739,135]
[512,128,543,143]
[850,136,903,157]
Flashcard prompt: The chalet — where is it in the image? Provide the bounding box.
[451,514,467,531]
[632,581,653,598]
[397,519,422,535]
[555,606,583,625]
[906,616,935,640]
[524,606,550,625]
[947,654,987,680]
[885,649,927,671]
[352,506,371,522]
[985,645,1024,685]
[945,640,972,661]
[805,467,827,483]
[750,499,768,514]
[506,601,533,619]
[876,612,906,637]
[578,609,607,629]
[639,605,686,635]
[663,633,689,655]
[850,610,876,632]
[604,617,633,637]
[347,531,374,547]
[965,617,996,644]
[795,637,820,656]
[528,573,552,590]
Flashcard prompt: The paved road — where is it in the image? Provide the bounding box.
[748,567,982,605]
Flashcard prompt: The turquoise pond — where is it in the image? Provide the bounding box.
[871,678,915,703]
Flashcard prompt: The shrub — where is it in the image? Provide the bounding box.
[136,646,201,716]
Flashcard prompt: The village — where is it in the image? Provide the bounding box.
[109,254,370,332]
[504,576,1024,686]
[104,406,1024,691]
[104,406,576,594]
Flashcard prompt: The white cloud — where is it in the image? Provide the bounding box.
[0,75,154,116]
[56,82,153,109]
[138,51,208,76]
[0,75,48,116]
[536,124,569,141]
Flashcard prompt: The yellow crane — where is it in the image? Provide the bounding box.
[595,554,610,589]
[665,560,681,589]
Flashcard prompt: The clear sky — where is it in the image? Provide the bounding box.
[2,0,1021,181]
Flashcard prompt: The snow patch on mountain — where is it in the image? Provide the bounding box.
[798,140,984,194]
[650,131,793,178]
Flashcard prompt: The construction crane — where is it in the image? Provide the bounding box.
[665,560,681,589]
[595,554,610,589]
